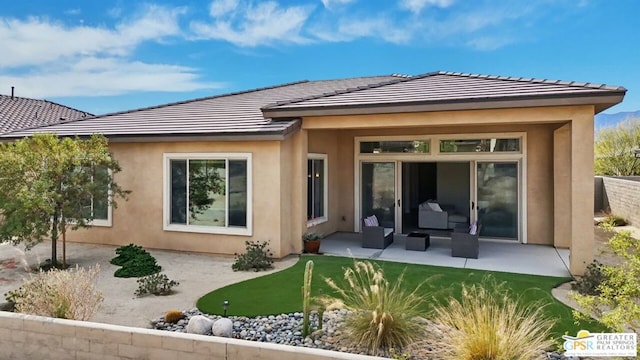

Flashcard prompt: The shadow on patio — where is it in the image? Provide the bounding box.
[320,232,571,277]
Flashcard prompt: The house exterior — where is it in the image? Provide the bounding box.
[0,89,91,135]
[1,72,626,275]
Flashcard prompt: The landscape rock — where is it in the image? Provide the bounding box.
[212,317,233,337]
[185,315,213,335]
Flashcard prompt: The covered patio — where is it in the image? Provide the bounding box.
[319,233,571,277]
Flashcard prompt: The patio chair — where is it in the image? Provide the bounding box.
[418,201,468,229]
[361,215,394,249]
[451,222,481,259]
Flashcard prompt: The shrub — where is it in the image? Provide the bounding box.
[572,260,606,295]
[232,241,273,272]
[602,213,627,227]
[111,243,161,278]
[572,229,640,332]
[428,281,554,360]
[114,256,161,278]
[163,309,184,323]
[11,265,103,320]
[135,273,179,296]
[322,260,427,354]
[110,244,146,266]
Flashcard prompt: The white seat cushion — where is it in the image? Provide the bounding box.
[384,228,393,237]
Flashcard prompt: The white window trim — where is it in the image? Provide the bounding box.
[68,168,113,227]
[163,152,252,236]
[88,198,113,227]
[307,153,328,227]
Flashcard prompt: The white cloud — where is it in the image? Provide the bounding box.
[0,58,221,98]
[0,5,215,98]
[191,1,313,47]
[64,8,82,16]
[0,5,185,68]
[312,16,412,43]
[400,0,454,14]
[209,0,239,17]
[321,0,356,9]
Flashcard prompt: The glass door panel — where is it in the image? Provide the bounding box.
[361,162,396,229]
[476,162,518,239]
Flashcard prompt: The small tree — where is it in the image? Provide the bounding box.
[571,226,640,332]
[594,118,640,176]
[0,133,129,268]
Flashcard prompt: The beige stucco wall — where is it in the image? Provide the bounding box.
[67,140,288,258]
[304,105,595,274]
[65,105,595,274]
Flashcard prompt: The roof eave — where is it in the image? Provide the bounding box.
[261,93,626,118]
[0,120,302,143]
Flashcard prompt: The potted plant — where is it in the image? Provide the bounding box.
[303,232,323,254]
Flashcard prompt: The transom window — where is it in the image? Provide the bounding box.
[439,138,521,153]
[360,140,430,154]
[163,153,252,235]
[308,154,327,225]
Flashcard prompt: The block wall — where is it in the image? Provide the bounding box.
[0,312,383,360]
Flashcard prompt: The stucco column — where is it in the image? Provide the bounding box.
[288,128,308,254]
[569,114,595,275]
[553,123,571,249]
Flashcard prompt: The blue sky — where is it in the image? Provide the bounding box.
[1,0,638,115]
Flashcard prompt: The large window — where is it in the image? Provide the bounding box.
[164,153,251,235]
[80,166,111,226]
[360,140,430,154]
[307,154,327,224]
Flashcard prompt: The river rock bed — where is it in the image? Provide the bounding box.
[151,308,366,354]
[151,309,572,359]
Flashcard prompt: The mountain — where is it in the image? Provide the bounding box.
[595,110,640,131]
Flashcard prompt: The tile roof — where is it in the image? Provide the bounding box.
[262,71,626,116]
[2,71,626,140]
[0,94,91,135]
[2,76,399,139]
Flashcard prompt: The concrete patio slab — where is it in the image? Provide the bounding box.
[320,232,571,277]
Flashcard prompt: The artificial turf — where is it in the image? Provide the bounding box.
[197,255,605,338]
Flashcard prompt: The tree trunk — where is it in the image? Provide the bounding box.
[62,218,66,269]
[51,211,58,268]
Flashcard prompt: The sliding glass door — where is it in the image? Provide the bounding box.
[361,162,396,230]
[475,161,519,239]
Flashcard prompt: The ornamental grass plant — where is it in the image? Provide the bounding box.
[11,264,103,321]
[426,280,554,360]
[322,259,428,354]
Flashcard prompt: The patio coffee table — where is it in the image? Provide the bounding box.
[406,232,430,251]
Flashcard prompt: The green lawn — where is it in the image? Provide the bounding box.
[197,255,604,338]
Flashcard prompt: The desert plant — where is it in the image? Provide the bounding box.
[111,244,162,278]
[11,264,103,320]
[571,260,606,296]
[572,228,640,332]
[135,273,179,296]
[231,240,273,272]
[602,213,627,227]
[163,309,184,323]
[110,244,146,266]
[302,260,314,337]
[429,280,554,360]
[322,260,427,354]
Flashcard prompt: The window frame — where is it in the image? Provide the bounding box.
[307,153,328,227]
[163,152,252,236]
[70,167,112,227]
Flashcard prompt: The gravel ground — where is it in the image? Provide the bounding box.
[0,240,298,327]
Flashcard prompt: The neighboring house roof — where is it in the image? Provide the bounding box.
[2,71,626,140]
[0,93,91,135]
[262,71,627,118]
[1,76,400,140]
